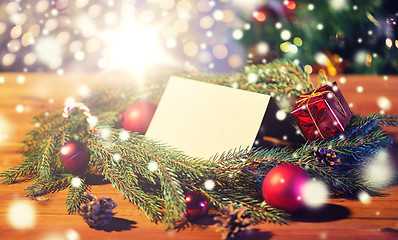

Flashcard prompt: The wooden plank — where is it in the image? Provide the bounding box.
[0,73,397,239]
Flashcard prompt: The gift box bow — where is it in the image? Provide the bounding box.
[295,83,350,140]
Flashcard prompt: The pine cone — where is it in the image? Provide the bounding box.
[314,147,340,166]
[214,204,252,240]
[78,192,117,228]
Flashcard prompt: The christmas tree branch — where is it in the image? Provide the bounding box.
[1,59,397,229]
[86,131,164,223]
[0,159,38,184]
[25,175,72,197]
[66,177,91,213]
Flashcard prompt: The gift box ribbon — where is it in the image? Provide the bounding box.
[296,85,348,139]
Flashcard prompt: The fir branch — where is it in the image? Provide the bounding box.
[28,109,65,137]
[37,134,57,180]
[114,135,188,227]
[241,59,315,95]
[191,186,288,224]
[2,59,398,229]
[86,132,164,223]
[350,113,398,127]
[25,175,72,197]
[66,177,90,213]
[0,159,38,184]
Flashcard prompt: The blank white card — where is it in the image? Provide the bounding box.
[145,76,270,159]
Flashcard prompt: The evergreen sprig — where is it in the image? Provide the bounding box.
[1,60,397,229]
[66,177,91,213]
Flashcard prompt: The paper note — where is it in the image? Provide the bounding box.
[145,76,270,159]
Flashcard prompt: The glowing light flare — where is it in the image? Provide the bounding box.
[276,110,287,121]
[302,180,329,208]
[101,23,173,80]
[256,42,269,55]
[293,37,302,46]
[327,66,337,76]
[329,0,347,10]
[34,36,63,65]
[232,29,243,40]
[113,153,121,162]
[377,96,392,111]
[119,131,130,141]
[228,54,243,68]
[385,38,393,48]
[86,116,98,127]
[281,30,291,40]
[16,104,24,113]
[280,42,291,52]
[247,73,258,83]
[148,161,159,172]
[7,200,36,230]
[213,44,228,59]
[362,150,395,189]
[285,1,296,10]
[65,229,80,240]
[253,11,266,22]
[204,180,215,190]
[231,0,260,11]
[77,85,90,98]
[358,191,371,204]
[71,177,82,188]
[0,114,11,143]
[64,97,76,106]
[100,127,111,139]
[365,53,372,67]
[17,75,25,84]
[304,65,313,74]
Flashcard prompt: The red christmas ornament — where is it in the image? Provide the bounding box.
[185,191,210,219]
[262,164,310,213]
[59,141,90,173]
[121,101,157,135]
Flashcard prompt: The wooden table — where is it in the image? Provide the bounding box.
[0,73,397,240]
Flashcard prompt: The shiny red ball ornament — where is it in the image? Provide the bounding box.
[262,164,310,213]
[59,141,90,173]
[121,101,157,135]
[185,191,210,219]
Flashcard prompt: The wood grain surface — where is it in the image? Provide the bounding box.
[0,73,397,240]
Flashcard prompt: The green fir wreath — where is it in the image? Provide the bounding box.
[1,60,397,229]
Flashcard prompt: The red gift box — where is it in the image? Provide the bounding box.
[291,82,352,142]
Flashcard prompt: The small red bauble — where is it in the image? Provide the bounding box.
[262,164,310,213]
[121,101,157,135]
[185,191,210,219]
[59,141,90,173]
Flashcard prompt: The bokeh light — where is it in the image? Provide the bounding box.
[0,0,246,73]
[204,179,215,190]
[148,161,159,172]
[302,180,329,209]
[377,97,392,111]
[7,200,36,230]
[71,177,82,188]
[358,191,371,205]
[362,150,395,189]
